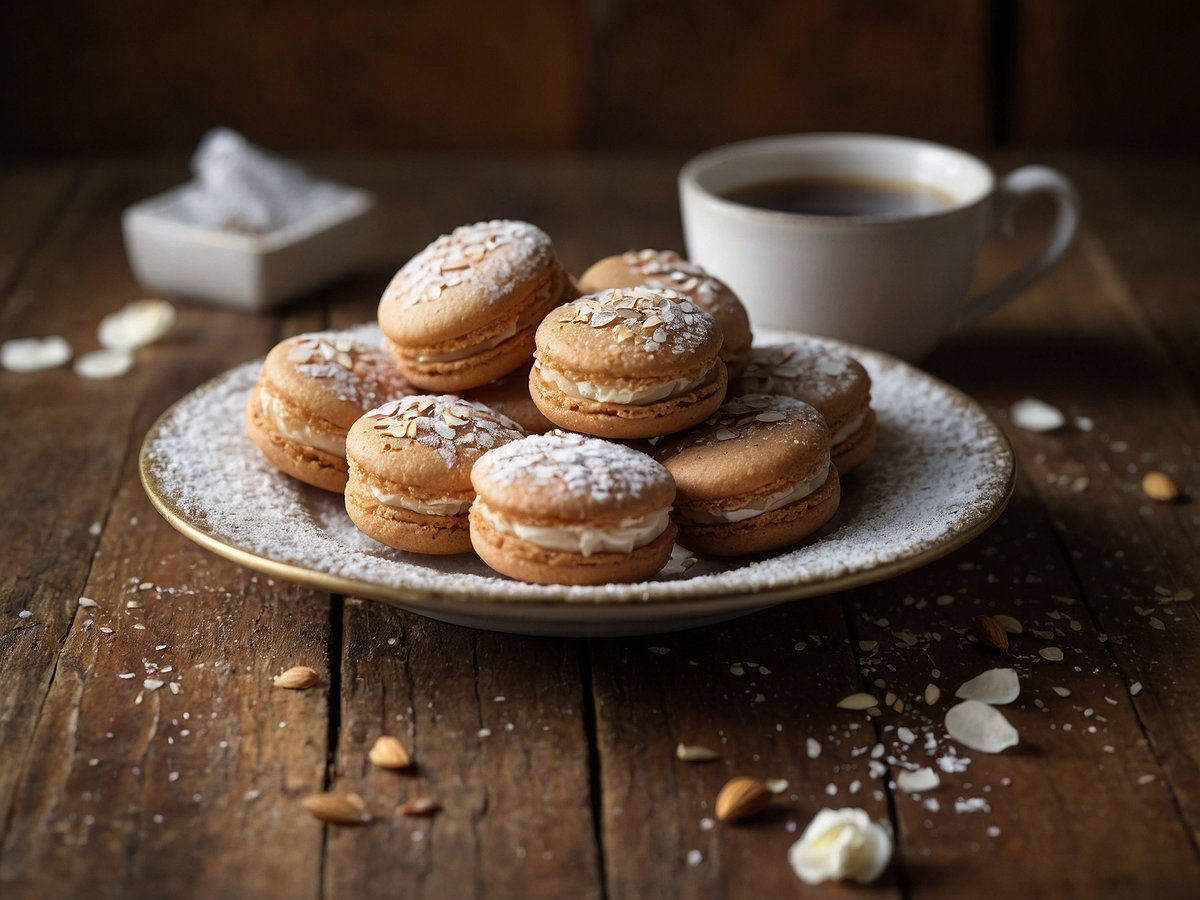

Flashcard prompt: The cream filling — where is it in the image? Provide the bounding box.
[678,463,830,525]
[477,501,671,557]
[831,411,869,447]
[414,282,557,363]
[369,486,472,517]
[415,322,516,363]
[535,360,713,406]
[260,390,345,458]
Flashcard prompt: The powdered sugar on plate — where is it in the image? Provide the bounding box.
[141,325,1012,621]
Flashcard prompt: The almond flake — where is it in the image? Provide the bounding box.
[74,349,134,380]
[993,613,1023,634]
[836,693,878,711]
[1010,397,1065,432]
[945,700,1019,753]
[924,683,941,705]
[1,335,72,372]
[676,743,721,762]
[1039,647,1064,661]
[1141,471,1179,502]
[1052,686,1071,697]
[897,767,940,793]
[301,791,371,825]
[1149,617,1166,631]
[955,668,1020,705]
[98,300,176,351]
[368,735,413,769]
[273,665,320,689]
[398,797,441,817]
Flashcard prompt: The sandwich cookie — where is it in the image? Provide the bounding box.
[470,431,678,585]
[378,220,576,392]
[736,340,876,474]
[578,249,753,378]
[530,287,727,440]
[653,394,840,556]
[246,333,414,492]
[459,363,556,434]
[345,395,525,554]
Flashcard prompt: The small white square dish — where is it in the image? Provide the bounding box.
[122,183,376,313]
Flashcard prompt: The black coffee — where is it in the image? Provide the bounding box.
[722,176,956,217]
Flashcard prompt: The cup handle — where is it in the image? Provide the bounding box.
[957,165,1082,327]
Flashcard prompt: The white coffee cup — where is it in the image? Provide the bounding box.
[679,133,1081,360]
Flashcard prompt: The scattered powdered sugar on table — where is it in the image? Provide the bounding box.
[142,325,1011,605]
[473,431,669,504]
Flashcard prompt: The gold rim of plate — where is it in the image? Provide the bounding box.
[138,342,1016,615]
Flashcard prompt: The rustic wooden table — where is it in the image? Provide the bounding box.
[1,152,1197,899]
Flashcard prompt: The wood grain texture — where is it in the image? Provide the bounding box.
[0,162,333,897]
[324,604,602,899]
[589,601,903,899]
[588,0,992,150]
[1,153,1199,898]
[0,0,589,154]
[1011,1,1200,149]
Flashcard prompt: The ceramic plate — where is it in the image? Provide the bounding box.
[140,327,1014,636]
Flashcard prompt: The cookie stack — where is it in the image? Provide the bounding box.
[245,222,878,585]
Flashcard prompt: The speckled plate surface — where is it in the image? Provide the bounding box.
[140,326,1014,636]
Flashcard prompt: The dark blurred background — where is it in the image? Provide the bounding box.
[3,0,1198,158]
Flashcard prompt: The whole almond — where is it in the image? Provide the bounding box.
[301,791,371,825]
[398,796,441,817]
[973,615,1009,652]
[274,666,320,689]
[715,776,773,823]
[1142,471,1180,502]
[368,735,413,770]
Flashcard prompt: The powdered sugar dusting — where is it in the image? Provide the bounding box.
[557,288,716,355]
[142,324,1012,608]
[382,220,550,308]
[621,249,726,308]
[737,341,862,407]
[364,395,524,468]
[473,431,669,505]
[281,333,409,407]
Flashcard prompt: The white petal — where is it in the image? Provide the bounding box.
[896,767,940,793]
[955,668,1020,705]
[1010,397,1065,432]
[1,336,72,372]
[98,300,176,351]
[945,700,1019,753]
[74,349,134,380]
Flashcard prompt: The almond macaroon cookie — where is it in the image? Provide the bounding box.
[377,220,576,392]
[736,340,876,474]
[653,394,840,556]
[345,395,526,554]
[246,333,414,492]
[530,287,727,440]
[578,249,753,378]
[470,431,678,585]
